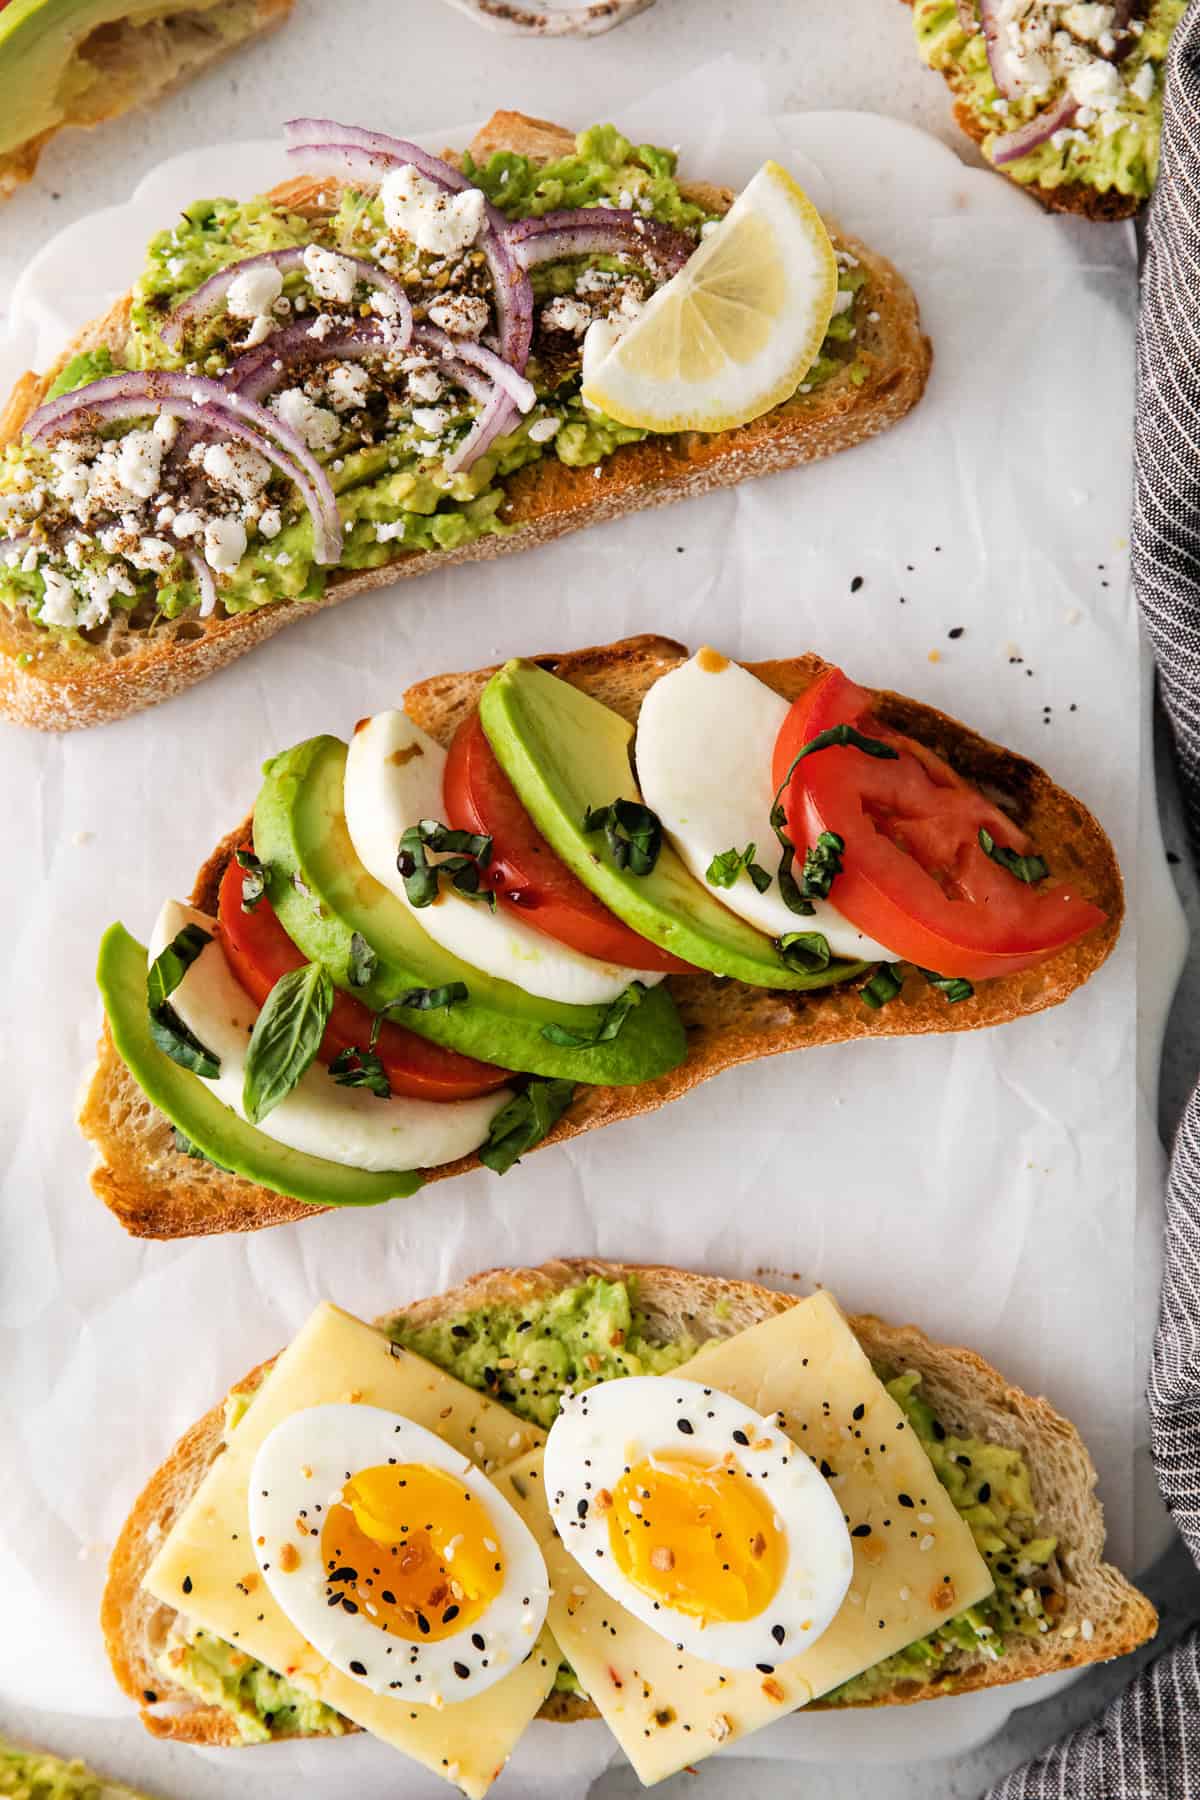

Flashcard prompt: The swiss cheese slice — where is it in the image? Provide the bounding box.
[495,1292,993,1786]
[144,1303,553,1798]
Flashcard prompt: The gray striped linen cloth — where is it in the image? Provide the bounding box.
[988,5,1200,1795]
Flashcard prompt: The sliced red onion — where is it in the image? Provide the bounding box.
[992,92,1080,164]
[227,316,402,404]
[284,118,474,192]
[443,387,519,476]
[506,207,695,278]
[414,322,535,412]
[978,0,1047,99]
[184,546,218,618]
[160,247,413,350]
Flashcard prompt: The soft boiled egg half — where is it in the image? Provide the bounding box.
[249,1403,550,1704]
[544,1375,852,1669]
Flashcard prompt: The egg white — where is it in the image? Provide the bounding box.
[249,1403,550,1704]
[544,1375,853,1669]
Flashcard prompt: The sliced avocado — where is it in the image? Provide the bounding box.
[252,735,687,1087]
[479,660,868,991]
[97,923,420,1208]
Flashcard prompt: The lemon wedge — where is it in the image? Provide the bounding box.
[581,159,839,435]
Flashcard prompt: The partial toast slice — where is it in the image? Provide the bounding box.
[0,0,293,207]
[79,633,1123,1240]
[0,112,930,730]
[100,1259,1157,1746]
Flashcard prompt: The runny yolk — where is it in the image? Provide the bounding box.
[607,1452,786,1623]
[318,1463,505,1642]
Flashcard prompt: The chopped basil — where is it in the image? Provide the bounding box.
[776,931,833,974]
[172,1126,230,1171]
[480,1077,576,1176]
[541,981,647,1047]
[348,930,378,988]
[368,982,469,1048]
[799,831,845,901]
[147,923,220,1078]
[918,967,975,1004]
[242,961,333,1124]
[235,848,267,912]
[330,1046,391,1098]
[769,720,895,918]
[581,799,662,876]
[397,819,495,910]
[706,843,772,894]
[861,966,904,1009]
[978,827,1048,887]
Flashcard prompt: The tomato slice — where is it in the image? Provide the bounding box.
[443,711,692,974]
[772,668,1106,982]
[216,850,511,1101]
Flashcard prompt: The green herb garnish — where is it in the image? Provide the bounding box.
[769,726,896,917]
[918,967,975,1004]
[861,966,904,1009]
[397,820,495,910]
[147,923,221,1077]
[799,831,845,901]
[706,843,772,893]
[541,981,647,1047]
[480,1077,576,1176]
[330,1046,391,1098]
[978,828,1048,887]
[368,982,470,1048]
[348,930,378,988]
[243,961,333,1124]
[776,931,833,974]
[235,848,267,912]
[582,799,662,876]
[172,1126,230,1170]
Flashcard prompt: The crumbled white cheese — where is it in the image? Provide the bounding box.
[427,293,491,339]
[271,387,340,451]
[172,509,204,540]
[153,413,179,449]
[327,364,371,412]
[407,363,444,404]
[258,507,283,540]
[1062,3,1115,43]
[39,569,80,627]
[411,405,451,436]
[203,516,247,573]
[116,429,165,501]
[1068,57,1123,111]
[369,289,399,319]
[832,290,855,317]
[375,519,407,543]
[542,295,593,336]
[226,263,284,319]
[1130,60,1156,102]
[127,537,176,575]
[302,244,358,304]
[202,440,273,502]
[380,165,486,256]
[242,313,275,349]
[527,415,561,444]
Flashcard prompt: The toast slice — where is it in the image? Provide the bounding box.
[0,0,293,207]
[79,632,1123,1239]
[100,1258,1157,1748]
[0,112,930,731]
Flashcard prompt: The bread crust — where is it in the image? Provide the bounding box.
[79,633,1124,1240]
[0,113,930,730]
[100,1259,1157,1747]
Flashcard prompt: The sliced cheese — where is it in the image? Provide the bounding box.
[144,1303,552,1798]
[494,1292,993,1786]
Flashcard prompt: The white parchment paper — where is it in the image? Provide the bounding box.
[0,59,1158,1789]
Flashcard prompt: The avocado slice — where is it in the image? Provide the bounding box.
[97,923,420,1207]
[252,734,687,1087]
[479,660,869,992]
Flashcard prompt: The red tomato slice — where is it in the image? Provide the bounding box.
[443,711,692,974]
[216,849,511,1101]
[772,668,1106,982]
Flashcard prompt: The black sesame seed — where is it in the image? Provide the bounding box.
[898,1493,914,1507]
[851,1524,872,1538]
[820,1459,835,1479]
[850,575,864,593]
[182,1576,192,1595]
[978,1482,991,1503]
[349,1660,366,1676]
[143,1690,157,1704]
[454,1662,471,1679]
[676,1419,694,1435]
[852,1404,865,1421]
[577,1499,589,1518]
[417,1611,430,1634]
[771,1624,785,1645]
[756,1662,775,1674]
[948,626,964,640]
[442,1605,460,1624]
[472,1633,486,1651]
[451,1324,470,1337]
[732,1429,749,1446]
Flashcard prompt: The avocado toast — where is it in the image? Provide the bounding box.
[0,111,930,731]
[80,632,1122,1239]
[101,1260,1156,1758]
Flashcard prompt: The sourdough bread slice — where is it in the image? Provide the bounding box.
[79,633,1123,1240]
[100,1258,1158,1747]
[0,0,293,207]
[0,112,930,730]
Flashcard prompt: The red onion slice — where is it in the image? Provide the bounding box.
[227,317,401,404]
[992,92,1080,164]
[443,387,519,476]
[284,118,474,192]
[413,323,535,413]
[184,546,218,618]
[507,207,695,278]
[978,0,1051,99]
[160,247,413,350]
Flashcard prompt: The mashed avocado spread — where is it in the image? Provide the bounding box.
[0,1734,155,1800]
[914,0,1182,197]
[0,127,868,646]
[161,1277,1062,1734]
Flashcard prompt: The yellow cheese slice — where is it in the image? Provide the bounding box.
[494,1292,993,1786]
[144,1303,553,1798]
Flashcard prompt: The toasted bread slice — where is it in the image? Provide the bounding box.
[100,1258,1157,1747]
[79,633,1123,1240]
[0,112,930,731]
[0,0,293,207]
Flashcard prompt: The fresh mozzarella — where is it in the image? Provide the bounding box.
[635,652,899,963]
[344,711,662,1006]
[149,901,511,1172]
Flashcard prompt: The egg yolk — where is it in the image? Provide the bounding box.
[318,1462,505,1643]
[607,1452,786,1623]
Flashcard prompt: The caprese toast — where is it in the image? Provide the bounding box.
[80,634,1122,1239]
[0,110,929,730]
[102,1260,1156,1791]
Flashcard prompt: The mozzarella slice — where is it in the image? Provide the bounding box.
[344,711,662,1006]
[149,901,511,1172]
[635,652,899,963]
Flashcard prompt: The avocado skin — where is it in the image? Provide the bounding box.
[479,660,869,993]
[97,923,419,1207]
[253,735,688,1087]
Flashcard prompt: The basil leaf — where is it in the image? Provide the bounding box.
[397,822,496,910]
[861,966,904,1009]
[235,848,267,912]
[348,930,378,988]
[776,931,832,974]
[582,799,662,876]
[479,1077,575,1176]
[243,961,333,1124]
[918,967,975,1004]
[799,831,845,901]
[397,830,440,908]
[173,1126,230,1171]
[414,817,493,865]
[706,843,772,894]
[769,724,897,914]
[150,1004,221,1078]
[330,1046,391,1098]
[978,827,1048,887]
[768,803,815,918]
[147,922,211,1013]
[368,982,469,1048]
[541,981,647,1048]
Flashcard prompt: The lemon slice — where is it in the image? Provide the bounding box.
[581,160,838,435]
